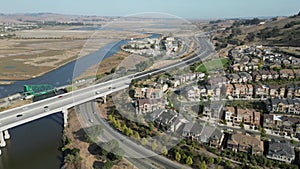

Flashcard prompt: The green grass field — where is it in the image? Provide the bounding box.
[196,58,228,73]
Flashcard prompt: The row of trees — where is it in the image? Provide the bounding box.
[220,149,298,169]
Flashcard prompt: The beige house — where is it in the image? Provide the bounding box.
[227,133,264,155]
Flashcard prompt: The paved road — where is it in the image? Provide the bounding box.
[0,35,214,167]
[78,101,190,169]
[0,36,213,132]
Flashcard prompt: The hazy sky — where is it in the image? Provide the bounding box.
[1,0,299,18]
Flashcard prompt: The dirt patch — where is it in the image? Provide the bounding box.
[62,107,135,169]
[62,108,97,169]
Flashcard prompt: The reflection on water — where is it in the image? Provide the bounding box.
[0,113,63,169]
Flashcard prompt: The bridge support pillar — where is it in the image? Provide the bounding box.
[102,95,107,104]
[0,131,6,147]
[4,130,10,140]
[62,108,68,127]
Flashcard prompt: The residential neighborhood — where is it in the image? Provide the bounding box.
[122,44,300,168]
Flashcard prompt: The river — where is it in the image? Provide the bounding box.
[0,32,160,169]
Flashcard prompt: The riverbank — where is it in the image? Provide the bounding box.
[0,30,149,81]
[0,81,14,85]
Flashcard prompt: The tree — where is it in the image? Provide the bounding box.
[103,160,113,169]
[246,32,255,42]
[186,156,193,165]
[225,160,232,168]
[85,125,103,142]
[161,146,168,156]
[149,123,155,131]
[113,120,121,129]
[110,67,116,74]
[206,156,214,164]
[261,128,266,137]
[151,140,158,151]
[215,157,222,165]
[134,132,140,140]
[141,138,148,146]
[175,152,181,162]
[240,122,244,128]
[200,161,207,169]
[108,114,113,122]
[64,148,82,168]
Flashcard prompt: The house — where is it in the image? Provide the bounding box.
[207,128,224,149]
[246,84,254,98]
[263,114,300,136]
[238,72,252,83]
[259,70,270,81]
[172,78,181,87]
[279,86,286,98]
[134,87,146,99]
[169,115,188,132]
[185,86,200,100]
[237,109,260,127]
[286,84,294,98]
[182,122,203,139]
[205,85,215,98]
[154,110,178,129]
[294,69,300,79]
[267,98,300,114]
[203,101,224,119]
[150,109,167,121]
[270,70,279,79]
[134,87,163,99]
[227,74,240,83]
[227,132,264,154]
[224,107,235,123]
[234,84,247,98]
[135,98,165,114]
[199,126,224,149]
[269,85,279,98]
[267,139,295,163]
[263,114,282,131]
[266,98,289,113]
[280,69,294,79]
[146,88,163,99]
[226,83,234,97]
[255,84,270,99]
[295,86,300,98]
[252,71,262,82]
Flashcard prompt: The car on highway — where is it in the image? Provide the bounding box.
[58,95,63,98]
[22,107,29,110]
[96,91,101,94]
[16,114,23,118]
[44,106,50,112]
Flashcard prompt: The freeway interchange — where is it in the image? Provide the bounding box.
[0,35,214,168]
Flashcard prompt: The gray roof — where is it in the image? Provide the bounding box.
[199,125,217,143]
[150,109,166,121]
[155,110,177,126]
[182,122,203,135]
[268,139,295,158]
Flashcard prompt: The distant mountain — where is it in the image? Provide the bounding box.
[0,13,112,24]
[212,12,300,48]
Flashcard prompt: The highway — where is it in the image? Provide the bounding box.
[0,36,213,131]
[0,35,213,168]
[78,102,190,169]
